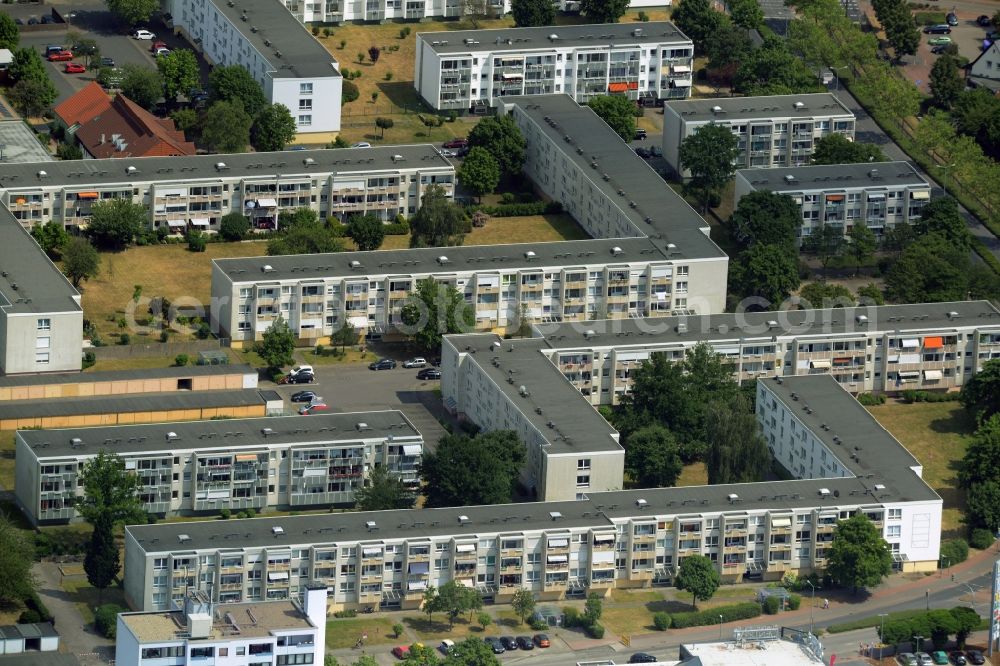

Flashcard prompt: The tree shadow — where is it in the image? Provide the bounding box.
[375,82,425,111]
[928,411,975,435]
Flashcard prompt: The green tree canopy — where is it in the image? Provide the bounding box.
[825,514,893,593]
[587,94,638,142]
[87,198,146,250]
[675,554,720,609]
[442,638,500,666]
[267,216,344,255]
[31,221,71,260]
[811,133,887,164]
[960,359,1000,424]
[458,148,501,202]
[884,233,981,303]
[347,213,385,251]
[510,589,536,624]
[950,606,981,647]
[913,196,970,249]
[252,104,297,152]
[511,0,555,26]
[727,191,801,250]
[105,0,158,26]
[731,243,800,307]
[798,281,855,308]
[704,393,771,484]
[409,184,467,248]
[705,21,754,70]
[679,123,740,212]
[730,0,764,29]
[120,64,163,110]
[257,317,296,371]
[78,450,146,525]
[0,514,36,604]
[847,220,877,274]
[156,49,199,102]
[579,0,629,22]
[880,1,920,59]
[952,88,1000,156]
[399,278,474,352]
[958,414,1000,530]
[671,0,725,52]
[7,78,56,118]
[62,237,102,289]
[202,100,252,153]
[734,36,823,96]
[467,115,526,180]
[420,430,526,507]
[84,514,120,599]
[10,46,48,83]
[624,425,683,488]
[802,225,845,269]
[0,13,19,51]
[929,54,964,109]
[209,66,269,118]
[434,580,483,627]
[584,593,603,625]
[219,212,251,241]
[354,465,416,511]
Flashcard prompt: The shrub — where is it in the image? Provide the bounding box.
[333,609,357,618]
[18,610,41,624]
[392,622,405,637]
[969,528,994,550]
[197,322,212,340]
[82,351,96,369]
[638,10,649,20]
[857,392,886,406]
[653,611,671,630]
[118,333,130,345]
[670,602,762,629]
[175,354,189,367]
[585,622,605,639]
[342,80,359,104]
[940,538,969,566]
[219,508,231,520]
[469,201,563,217]
[787,594,801,611]
[323,27,333,37]
[159,330,170,343]
[529,616,548,631]
[384,220,409,235]
[562,606,582,628]
[95,604,126,638]
[311,25,319,35]
[763,596,781,614]
[245,508,256,518]
[22,591,53,623]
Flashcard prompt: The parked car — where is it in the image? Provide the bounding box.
[916,653,934,666]
[133,29,156,39]
[976,14,992,25]
[499,636,517,651]
[897,655,918,666]
[931,652,950,665]
[949,652,967,665]
[928,36,953,45]
[515,636,534,650]
[298,402,329,415]
[924,24,952,33]
[369,358,397,370]
[635,147,651,158]
[965,651,985,665]
[290,390,318,403]
[437,640,455,655]
[351,142,371,148]
[150,40,167,52]
[288,364,314,377]
[484,637,504,654]
[27,17,39,25]
[47,50,74,61]
[64,62,86,73]
[946,12,958,25]
[100,56,115,67]
[391,646,410,660]
[438,148,457,158]
[443,137,468,149]
[416,368,441,380]
[403,357,427,368]
[533,634,550,648]
[628,654,659,664]
[40,14,54,23]
[633,128,648,140]
[931,44,950,54]
[45,45,66,56]
[154,47,171,57]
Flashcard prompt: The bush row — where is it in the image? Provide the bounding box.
[940,538,969,566]
[666,602,763,630]
[900,390,962,404]
[857,392,887,406]
[467,201,563,217]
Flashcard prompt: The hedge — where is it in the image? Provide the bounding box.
[468,201,563,217]
[857,392,886,406]
[586,622,605,639]
[900,389,962,403]
[384,220,409,235]
[653,611,671,630]
[940,538,969,565]
[95,604,126,639]
[670,602,762,629]
[969,528,995,550]
[22,591,53,623]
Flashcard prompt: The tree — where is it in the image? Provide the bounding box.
[798,281,854,308]
[69,36,102,68]
[584,593,603,626]
[409,185,467,248]
[420,431,525,507]
[252,104,297,152]
[730,0,763,29]
[734,36,823,96]
[374,117,394,139]
[511,0,555,26]
[120,64,163,111]
[458,148,501,202]
[881,223,916,258]
[257,317,296,371]
[0,515,35,604]
[0,13,19,51]
[884,233,970,303]
[856,283,885,305]
[423,586,440,624]
[467,115,526,180]
[348,214,385,251]
[925,609,959,650]
[913,196,970,249]
[435,581,482,627]
[87,198,146,250]
[208,66,268,118]
[219,212,251,241]
[675,555,720,609]
[670,0,724,52]
[705,393,770,484]
[84,514,119,601]
[847,220,876,274]
[679,123,739,212]
[961,359,1000,424]
[463,0,489,28]
[156,49,199,103]
[105,0,158,26]
[442,639,499,666]
[32,221,71,259]
[7,79,53,118]
[950,606,981,648]
[268,218,344,255]
[579,0,628,22]
[930,55,964,110]
[624,425,683,488]
[330,320,358,351]
[705,22,754,71]
[811,133,887,164]
[202,101,252,153]
[9,47,48,85]
[354,465,416,511]
[399,279,474,352]
[802,225,845,269]
[511,589,535,625]
[727,191,801,250]
[78,450,146,526]
[62,237,101,288]
[171,108,198,135]
[959,414,1000,530]
[825,514,893,593]
[731,243,800,306]
[587,95,637,142]
[881,3,920,60]
[368,46,380,64]
[477,613,492,631]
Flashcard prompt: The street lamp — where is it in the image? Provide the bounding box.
[914,635,924,654]
[962,582,981,613]
[806,580,817,635]
[718,614,724,641]
[935,162,957,197]
[925,589,929,611]
[831,65,851,93]
[878,613,888,660]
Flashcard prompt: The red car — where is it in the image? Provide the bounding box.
[150,40,167,53]
[64,62,86,73]
[391,646,410,660]
[47,50,74,61]
[442,138,468,149]
[298,403,329,415]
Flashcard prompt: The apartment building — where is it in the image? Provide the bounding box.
[123,373,941,611]
[167,0,342,134]
[414,23,693,112]
[0,205,82,375]
[0,146,453,232]
[734,162,932,241]
[662,94,856,176]
[211,95,728,347]
[115,587,327,666]
[15,411,422,526]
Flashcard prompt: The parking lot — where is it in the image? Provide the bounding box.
[900,8,996,93]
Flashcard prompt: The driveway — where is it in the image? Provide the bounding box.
[31,561,113,660]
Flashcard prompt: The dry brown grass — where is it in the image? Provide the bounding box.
[677,462,708,487]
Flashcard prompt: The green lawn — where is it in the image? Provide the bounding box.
[61,577,128,625]
[326,617,398,650]
[0,432,15,493]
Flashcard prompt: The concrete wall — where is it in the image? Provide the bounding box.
[1,310,83,375]
[0,404,266,431]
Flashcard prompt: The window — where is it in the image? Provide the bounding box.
[888,508,902,520]
[300,83,313,95]
[277,654,314,665]
[576,474,590,488]
[886,525,901,538]
[190,648,214,659]
[37,318,50,331]
[36,336,50,349]
[299,99,313,110]
[218,649,229,657]
[35,352,49,365]
[577,458,591,470]
[298,115,312,126]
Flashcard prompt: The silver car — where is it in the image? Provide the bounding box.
[915,653,934,666]
[897,654,918,666]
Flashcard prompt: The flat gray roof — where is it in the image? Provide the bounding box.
[0,655,77,666]
[0,389,266,421]
[0,122,54,164]
[206,0,339,79]
[530,301,1000,348]
[0,363,254,388]
[19,410,419,457]
[445,335,621,455]
[0,206,81,315]
[0,144,450,190]
[737,161,929,192]
[418,22,690,55]
[664,93,854,122]
[509,95,724,261]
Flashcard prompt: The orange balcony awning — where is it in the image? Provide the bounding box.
[923,336,943,348]
[608,82,629,92]
[77,192,99,199]
[826,194,845,202]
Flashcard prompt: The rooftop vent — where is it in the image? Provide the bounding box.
[874,483,886,491]
[261,264,274,273]
[356,422,368,430]
[549,511,563,520]
[583,329,596,339]
[767,320,779,329]
[947,310,960,319]
[611,246,623,256]
[635,498,648,508]
[36,170,48,179]
[365,521,377,530]
[728,493,740,503]
[166,431,178,441]
[676,321,688,333]
[458,515,470,524]
[391,154,404,162]
[856,314,868,324]
[437,255,449,265]
[126,165,138,175]
[261,427,274,437]
[303,157,315,166]
[70,437,83,448]
[349,260,362,269]
[272,526,284,535]
[794,101,805,109]
[818,488,831,497]
[548,33,559,40]
[711,105,723,114]
[524,250,536,260]
[783,174,795,183]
